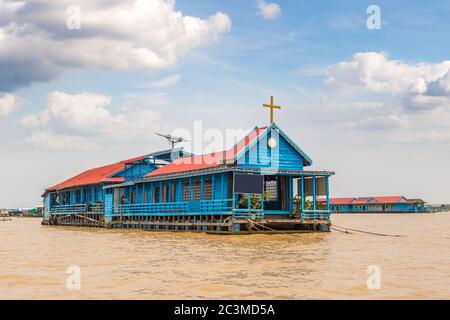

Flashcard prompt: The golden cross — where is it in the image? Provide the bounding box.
[263,96,282,124]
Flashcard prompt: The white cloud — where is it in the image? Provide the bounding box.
[326,52,450,109]
[26,129,95,151]
[146,74,181,89]
[342,114,408,131]
[0,0,26,12]
[22,91,116,131]
[21,91,162,149]
[0,93,19,118]
[0,0,231,91]
[321,52,450,142]
[256,0,281,20]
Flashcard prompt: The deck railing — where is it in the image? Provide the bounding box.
[50,203,104,214]
[113,199,233,216]
[301,210,331,220]
[50,204,86,214]
[232,208,264,219]
[49,201,330,220]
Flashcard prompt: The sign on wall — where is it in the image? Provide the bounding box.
[234,174,264,194]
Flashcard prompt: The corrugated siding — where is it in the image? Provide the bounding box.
[238,130,304,170]
[133,173,230,204]
[96,185,104,202]
[213,173,229,200]
[118,163,157,182]
[275,134,304,170]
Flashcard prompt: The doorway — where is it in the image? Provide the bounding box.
[263,176,283,210]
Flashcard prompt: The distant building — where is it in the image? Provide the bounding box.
[427,204,450,212]
[320,196,427,213]
[22,207,44,217]
[8,208,22,216]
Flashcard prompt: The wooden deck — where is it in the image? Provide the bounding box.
[42,212,330,233]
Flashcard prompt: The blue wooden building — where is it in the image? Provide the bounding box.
[42,101,335,233]
[322,196,427,213]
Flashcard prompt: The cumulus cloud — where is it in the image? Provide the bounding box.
[0,93,20,118]
[26,129,95,151]
[320,52,450,142]
[341,114,408,131]
[256,0,281,20]
[21,91,161,149]
[0,0,231,92]
[326,52,450,110]
[21,92,116,130]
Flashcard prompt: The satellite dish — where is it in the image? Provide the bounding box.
[155,132,188,149]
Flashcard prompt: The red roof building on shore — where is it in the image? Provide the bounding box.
[318,196,426,213]
[319,196,409,205]
[326,197,354,205]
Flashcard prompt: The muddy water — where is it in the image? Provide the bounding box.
[1,213,449,299]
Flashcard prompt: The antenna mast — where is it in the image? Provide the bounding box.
[155,133,186,149]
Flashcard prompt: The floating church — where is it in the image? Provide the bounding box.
[42,97,334,233]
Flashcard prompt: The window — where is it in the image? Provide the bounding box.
[170,184,177,202]
[85,189,90,203]
[153,186,160,203]
[204,179,212,200]
[193,180,201,200]
[182,181,190,201]
[131,191,136,204]
[75,189,81,203]
[162,185,168,203]
[264,179,278,201]
[62,192,69,205]
[143,188,148,203]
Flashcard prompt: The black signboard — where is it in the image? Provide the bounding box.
[233,174,264,194]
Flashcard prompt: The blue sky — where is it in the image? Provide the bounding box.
[1,0,450,206]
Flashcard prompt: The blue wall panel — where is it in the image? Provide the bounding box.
[237,129,304,171]
[112,162,157,182]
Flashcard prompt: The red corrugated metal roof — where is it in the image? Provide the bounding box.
[146,126,268,177]
[325,196,408,205]
[351,198,374,205]
[373,196,406,204]
[329,198,354,205]
[45,155,146,192]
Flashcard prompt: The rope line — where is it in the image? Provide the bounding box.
[243,220,403,238]
[330,226,353,234]
[331,224,404,237]
[246,219,314,238]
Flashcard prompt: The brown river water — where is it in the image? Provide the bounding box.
[1,213,449,299]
